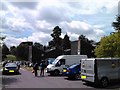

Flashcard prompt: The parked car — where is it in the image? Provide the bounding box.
[63,63,81,79]
[46,55,87,76]
[2,62,20,75]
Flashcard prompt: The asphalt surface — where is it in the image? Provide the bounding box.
[1,68,120,89]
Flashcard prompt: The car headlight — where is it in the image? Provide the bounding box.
[4,68,8,70]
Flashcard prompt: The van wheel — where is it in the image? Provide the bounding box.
[100,78,109,88]
[54,70,59,76]
[50,72,54,76]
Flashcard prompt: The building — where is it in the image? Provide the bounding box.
[71,38,96,58]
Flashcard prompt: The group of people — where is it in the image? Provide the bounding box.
[33,61,46,77]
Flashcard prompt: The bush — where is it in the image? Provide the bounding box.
[5,54,17,61]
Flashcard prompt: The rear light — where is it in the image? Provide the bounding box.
[67,70,70,72]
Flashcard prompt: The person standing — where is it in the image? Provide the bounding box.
[33,62,38,77]
[40,61,46,77]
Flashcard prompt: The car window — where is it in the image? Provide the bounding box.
[69,64,78,68]
[60,59,65,65]
[76,65,80,68]
[5,63,17,67]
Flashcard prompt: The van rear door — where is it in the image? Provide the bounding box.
[81,59,95,83]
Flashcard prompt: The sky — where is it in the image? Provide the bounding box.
[1,0,120,47]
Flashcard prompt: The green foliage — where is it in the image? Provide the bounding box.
[79,35,95,58]
[63,34,71,50]
[10,46,17,55]
[94,32,120,57]
[51,26,62,47]
[2,43,10,56]
[112,15,120,31]
[5,54,17,61]
[17,44,29,61]
[95,15,120,58]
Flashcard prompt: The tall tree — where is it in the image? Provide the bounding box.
[10,46,17,56]
[17,43,29,61]
[112,15,120,57]
[32,42,45,63]
[112,15,120,32]
[34,42,44,50]
[78,35,95,57]
[2,44,10,61]
[2,43,10,55]
[63,34,71,50]
[51,26,62,48]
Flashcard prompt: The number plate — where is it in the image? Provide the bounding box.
[81,75,86,79]
[9,70,14,72]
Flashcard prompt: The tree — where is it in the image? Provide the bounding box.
[2,44,10,61]
[10,46,17,56]
[78,35,95,57]
[51,26,62,48]
[0,35,6,48]
[2,44,10,55]
[34,42,44,50]
[94,33,120,57]
[32,42,45,63]
[17,43,29,61]
[112,15,120,57]
[94,15,120,58]
[79,35,86,40]
[63,34,71,50]
[112,15,120,32]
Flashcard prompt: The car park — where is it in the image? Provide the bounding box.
[2,62,20,75]
[63,63,81,79]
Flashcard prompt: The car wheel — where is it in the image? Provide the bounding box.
[75,74,80,80]
[54,70,59,76]
[100,78,109,88]
[68,76,73,79]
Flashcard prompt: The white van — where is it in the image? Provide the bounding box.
[46,55,87,76]
[81,58,120,87]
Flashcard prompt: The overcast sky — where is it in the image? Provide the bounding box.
[1,0,119,47]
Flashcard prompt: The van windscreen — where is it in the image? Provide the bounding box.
[52,59,58,65]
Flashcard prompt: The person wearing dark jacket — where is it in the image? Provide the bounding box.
[40,61,46,77]
[33,62,38,77]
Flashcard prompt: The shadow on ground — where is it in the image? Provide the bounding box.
[2,73,21,86]
[83,82,120,89]
[64,77,81,81]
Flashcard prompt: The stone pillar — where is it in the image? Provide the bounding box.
[78,38,81,55]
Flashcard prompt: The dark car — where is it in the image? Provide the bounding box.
[63,63,81,79]
[2,62,20,75]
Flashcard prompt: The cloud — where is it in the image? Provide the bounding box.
[28,32,51,45]
[1,0,119,47]
[59,20,106,42]
[10,2,38,9]
[60,21,94,35]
